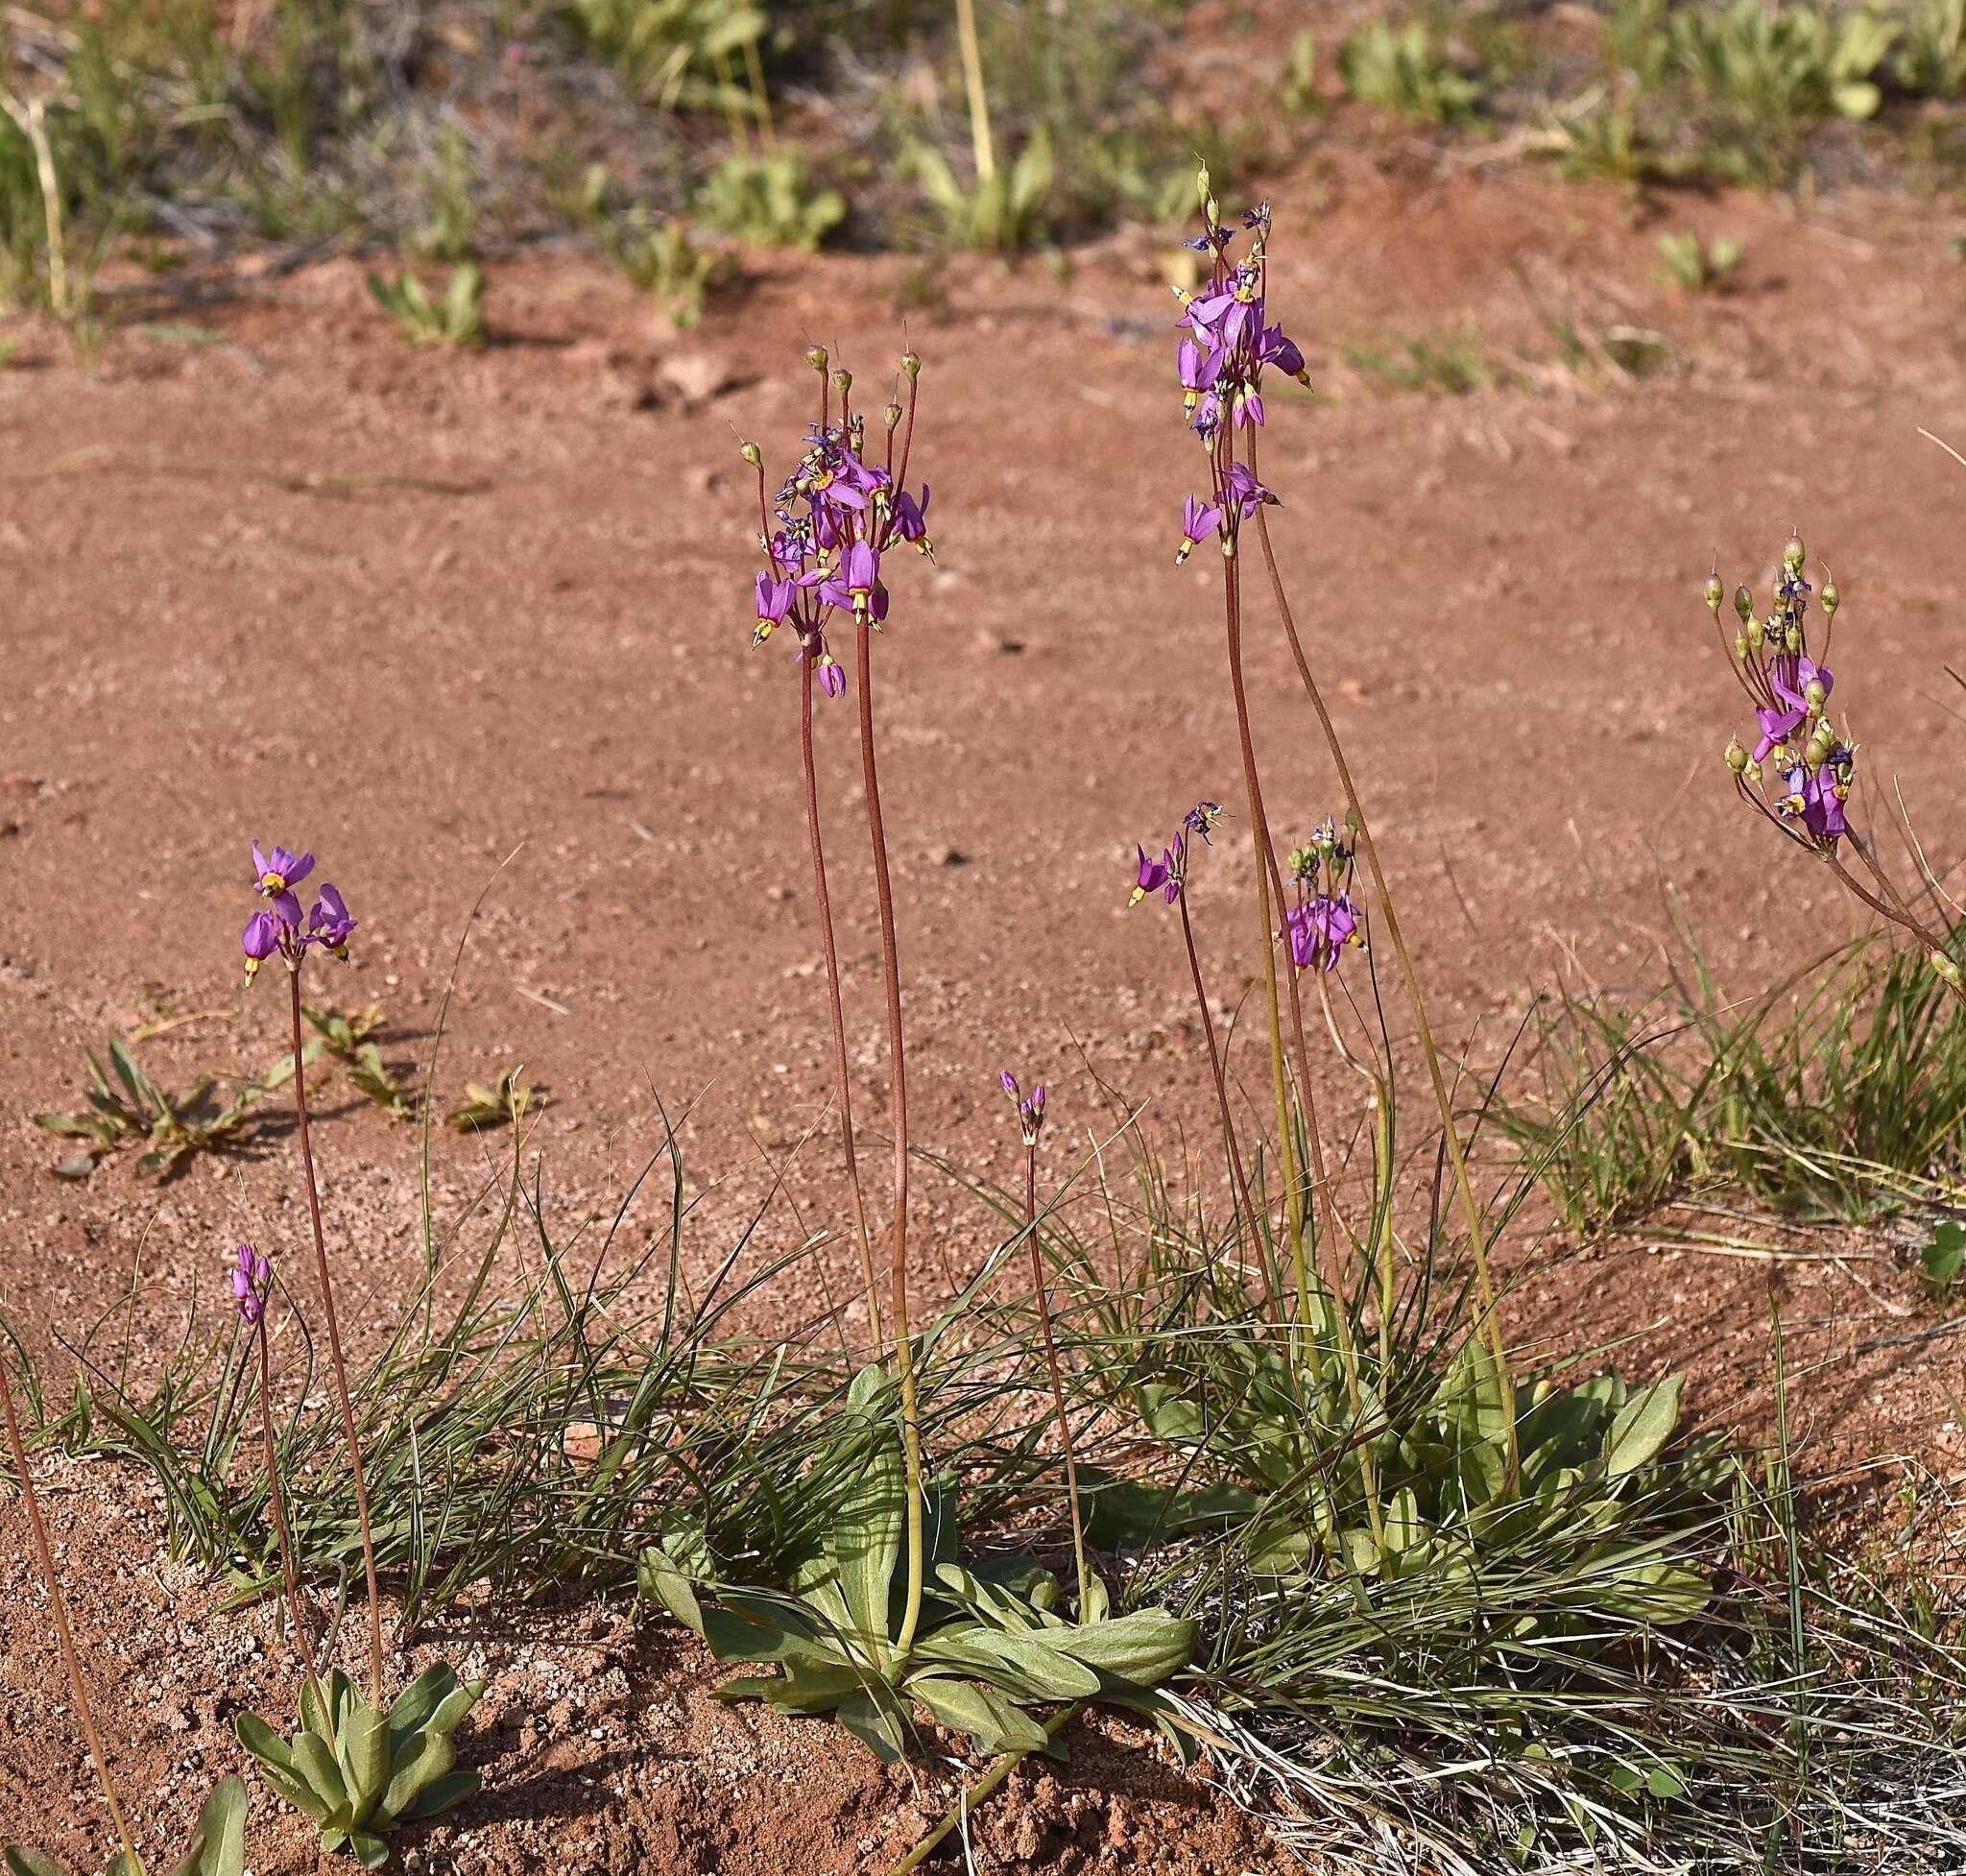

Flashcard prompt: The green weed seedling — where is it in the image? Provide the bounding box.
[603,211,726,327]
[303,1001,414,1120]
[34,1035,316,1177]
[1337,20,1482,126]
[638,1367,1194,1762]
[1656,228,1742,291]
[908,128,1054,253]
[234,1665,481,1868]
[697,153,844,252]
[366,263,484,348]
[444,1067,536,1132]
[1921,1219,1966,1297]
[7,1777,249,1876]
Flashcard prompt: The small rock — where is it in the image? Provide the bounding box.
[927,844,968,867]
[659,350,735,405]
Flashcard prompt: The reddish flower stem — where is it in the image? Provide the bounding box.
[288,967,387,1702]
[1023,1142,1089,1607]
[253,1309,330,1733]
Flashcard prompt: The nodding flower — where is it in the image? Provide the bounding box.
[1129,834,1186,907]
[1286,892,1362,973]
[1177,336,1222,418]
[251,842,314,926]
[892,486,934,560]
[1222,462,1277,519]
[1184,801,1225,843]
[1256,323,1309,386]
[307,884,357,959]
[1177,494,1224,565]
[232,1242,271,1325]
[821,540,883,619]
[242,909,282,982]
[755,571,796,645]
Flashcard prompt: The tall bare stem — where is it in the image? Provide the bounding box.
[853,617,926,1657]
[287,968,388,1699]
[1023,1142,1088,1607]
[252,1308,329,1732]
[0,1354,144,1873]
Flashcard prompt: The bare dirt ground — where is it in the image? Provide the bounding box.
[5,152,1966,1865]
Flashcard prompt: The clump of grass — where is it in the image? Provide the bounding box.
[1656,227,1743,290]
[366,262,485,349]
[695,150,844,250]
[1336,18,1483,127]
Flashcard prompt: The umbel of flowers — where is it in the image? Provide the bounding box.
[1710,537,1966,998]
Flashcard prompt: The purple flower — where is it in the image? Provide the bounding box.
[1185,802,1224,843]
[233,1242,271,1325]
[1256,323,1309,385]
[1287,893,1361,973]
[242,909,283,982]
[754,571,795,645]
[817,652,846,699]
[1000,1070,1047,1144]
[251,841,314,926]
[1128,835,1185,906]
[1177,494,1223,565]
[306,884,357,957]
[1177,337,1223,419]
[821,541,883,617]
[1223,462,1276,519]
[892,486,934,558]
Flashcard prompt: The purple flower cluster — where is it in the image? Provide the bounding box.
[1716,536,1854,854]
[1172,195,1306,563]
[233,1241,271,1325]
[746,357,934,701]
[241,841,357,981]
[1284,821,1363,974]
[999,1070,1047,1146]
[1130,803,1224,908]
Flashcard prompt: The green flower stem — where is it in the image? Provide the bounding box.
[0,1354,145,1875]
[1024,1142,1088,1610]
[884,1703,1080,1876]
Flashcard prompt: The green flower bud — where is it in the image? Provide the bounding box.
[900,349,922,379]
[1746,615,1765,649]
[1931,952,1964,991]
[1785,624,1802,653]
[1805,735,1832,771]
[1724,737,1750,775]
[1822,580,1840,617]
[1784,533,1805,571]
[833,368,852,395]
[1804,677,1827,714]
[1734,631,1750,660]
[1195,162,1212,208]
[1704,573,1724,613]
[883,401,903,432]
[1734,584,1754,623]
[804,345,829,373]
[738,440,761,467]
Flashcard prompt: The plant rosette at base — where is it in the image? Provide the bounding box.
[233,1664,482,1867]
[6,1779,250,1876]
[637,1368,1196,1762]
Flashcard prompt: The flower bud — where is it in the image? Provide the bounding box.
[1205,197,1220,227]
[1724,737,1750,775]
[1734,631,1749,660]
[804,345,829,373]
[1704,573,1724,613]
[1734,584,1754,623]
[883,401,903,432]
[900,349,922,379]
[832,368,852,396]
[1804,677,1827,714]
[1785,624,1802,653]
[739,440,761,467]
[1784,533,1805,571]
[1805,735,1832,771]
[1195,162,1212,207]
[1931,951,1964,991]
[1746,615,1765,649]
[1821,580,1839,617]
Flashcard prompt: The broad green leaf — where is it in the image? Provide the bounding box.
[232,1710,296,1775]
[381,1730,455,1822]
[948,1629,1101,1699]
[348,1832,389,1871]
[337,1705,391,1815]
[834,1686,908,1761]
[401,1768,479,1822]
[6,1849,72,1876]
[1604,1374,1684,1479]
[1052,1611,1196,1689]
[293,1728,350,1816]
[911,1675,1047,1753]
[384,1663,457,1739]
[170,1776,249,1876]
[830,1430,904,1650]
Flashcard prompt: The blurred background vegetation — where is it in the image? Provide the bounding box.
[4,0,1966,330]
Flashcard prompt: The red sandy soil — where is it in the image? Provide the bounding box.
[5,151,1966,1864]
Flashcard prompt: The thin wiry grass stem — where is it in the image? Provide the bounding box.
[1250,492,1520,1489]
[253,1307,330,1733]
[1176,888,1263,1289]
[287,965,387,1701]
[0,1353,144,1874]
[1024,1142,1088,1608]
[853,615,926,1659]
[802,657,884,1353]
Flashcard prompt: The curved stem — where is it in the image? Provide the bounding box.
[884,1703,1081,1876]
[254,1311,329,1733]
[853,617,926,1658]
[1252,501,1520,1491]
[1175,889,1265,1302]
[0,1355,145,1874]
[1025,1143,1088,1608]
[803,659,884,1353]
[288,967,387,1702]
